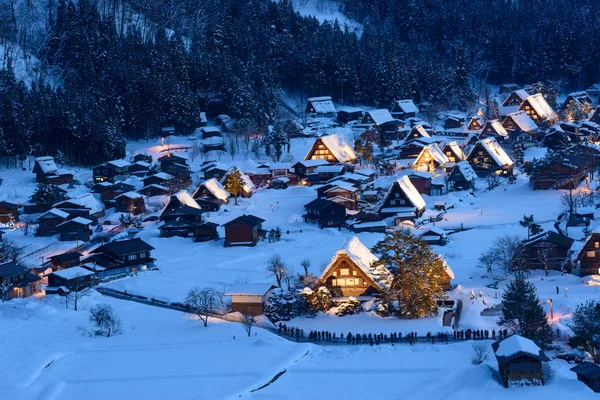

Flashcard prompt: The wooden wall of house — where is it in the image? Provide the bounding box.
[231,302,264,316]
[225,223,257,245]
[578,234,600,276]
[306,139,338,163]
[320,255,379,297]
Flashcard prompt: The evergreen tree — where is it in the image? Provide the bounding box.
[223,168,245,205]
[498,277,554,344]
[371,230,445,318]
[569,300,600,360]
[30,183,67,212]
[519,215,543,239]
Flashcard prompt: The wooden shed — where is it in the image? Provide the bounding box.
[222,214,265,247]
[224,284,276,315]
[492,335,549,387]
[571,362,600,393]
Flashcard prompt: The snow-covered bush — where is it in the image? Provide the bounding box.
[335,297,361,316]
[264,289,305,322]
[302,286,332,313]
[471,342,490,365]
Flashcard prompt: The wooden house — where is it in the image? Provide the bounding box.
[222,214,265,247]
[128,161,151,177]
[541,129,573,151]
[586,83,600,100]
[199,126,222,139]
[442,142,465,163]
[480,120,509,141]
[133,153,153,164]
[159,217,219,242]
[336,107,363,124]
[390,99,418,120]
[492,335,549,387]
[142,172,173,188]
[35,208,69,236]
[351,220,387,233]
[321,181,358,203]
[89,238,155,277]
[519,94,559,125]
[399,138,431,159]
[54,193,105,221]
[50,251,82,271]
[571,363,600,393]
[224,284,276,315]
[467,116,483,130]
[47,266,95,295]
[0,261,41,300]
[561,91,593,111]
[305,96,337,117]
[159,190,201,221]
[158,153,188,172]
[405,171,433,195]
[292,159,329,177]
[33,156,73,185]
[444,114,465,129]
[502,111,538,134]
[139,184,170,197]
[439,260,454,291]
[317,237,391,299]
[315,165,346,181]
[0,201,19,224]
[304,134,356,164]
[93,159,131,183]
[448,161,477,191]
[576,231,600,276]
[413,143,448,172]
[520,231,574,272]
[56,217,92,242]
[530,153,589,190]
[419,227,448,246]
[502,89,530,107]
[377,176,426,219]
[303,198,346,228]
[466,138,514,176]
[114,192,146,215]
[192,178,229,211]
[203,137,225,153]
[405,125,431,142]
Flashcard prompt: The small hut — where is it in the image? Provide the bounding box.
[492,335,549,387]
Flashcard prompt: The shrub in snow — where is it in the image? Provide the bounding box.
[264,289,304,322]
[335,297,361,316]
[471,343,490,365]
[302,286,332,313]
[88,304,122,337]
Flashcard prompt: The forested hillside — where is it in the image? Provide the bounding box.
[0,0,598,165]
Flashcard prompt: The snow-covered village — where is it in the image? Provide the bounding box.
[2,0,600,399]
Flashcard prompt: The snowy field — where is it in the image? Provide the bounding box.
[2,133,600,397]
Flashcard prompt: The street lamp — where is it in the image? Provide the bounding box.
[547,299,553,320]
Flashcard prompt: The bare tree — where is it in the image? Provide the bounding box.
[0,240,22,263]
[471,342,490,365]
[240,313,256,337]
[226,134,237,160]
[300,258,310,277]
[490,235,523,274]
[66,277,93,311]
[185,287,221,327]
[89,304,122,337]
[266,254,287,287]
[478,249,498,273]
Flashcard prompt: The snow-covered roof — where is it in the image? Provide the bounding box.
[478,138,513,167]
[57,217,93,227]
[324,181,358,193]
[455,161,477,182]
[134,161,151,168]
[202,178,229,201]
[172,190,200,210]
[322,237,391,290]
[487,120,508,136]
[308,97,336,114]
[224,283,275,296]
[201,126,221,133]
[203,137,224,145]
[421,226,447,236]
[523,94,558,121]
[200,112,207,123]
[38,208,69,220]
[239,172,255,193]
[35,156,58,174]
[56,194,104,215]
[150,172,173,181]
[141,184,169,192]
[495,335,542,358]
[311,134,356,163]
[50,266,95,280]
[379,176,426,212]
[294,159,330,168]
[316,165,345,173]
[443,260,455,279]
[445,141,465,160]
[505,110,537,133]
[415,144,448,166]
[367,109,397,125]
[269,163,290,171]
[107,159,131,168]
[115,191,145,200]
[394,100,419,114]
[412,125,431,138]
[514,89,530,101]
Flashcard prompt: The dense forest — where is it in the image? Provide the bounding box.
[0,0,599,165]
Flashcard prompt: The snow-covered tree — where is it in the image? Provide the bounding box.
[569,300,600,360]
[223,168,245,205]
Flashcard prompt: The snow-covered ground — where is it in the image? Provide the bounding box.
[2,133,600,397]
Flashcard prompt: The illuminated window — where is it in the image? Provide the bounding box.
[595,242,599,248]
[340,268,350,276]
[587,251,596,258]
